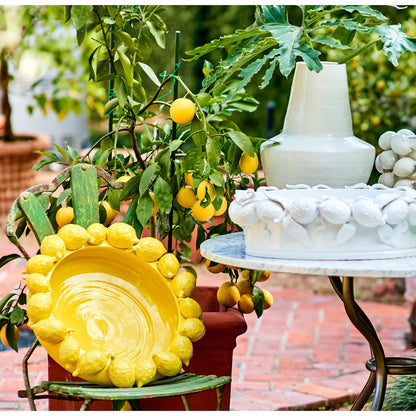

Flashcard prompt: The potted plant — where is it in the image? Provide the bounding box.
[0,5,262,411]
[0,5,89,219]
[186,5,416,188]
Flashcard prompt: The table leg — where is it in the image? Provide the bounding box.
[328,276,387,410]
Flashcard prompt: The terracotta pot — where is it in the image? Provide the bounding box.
[0,132,51,220]
[47,286,247,411]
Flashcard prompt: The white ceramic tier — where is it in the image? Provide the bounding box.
[260,62,375,188]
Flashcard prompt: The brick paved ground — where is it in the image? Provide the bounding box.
[0,249,413,410]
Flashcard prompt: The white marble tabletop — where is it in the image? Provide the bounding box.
[200,232,416,278]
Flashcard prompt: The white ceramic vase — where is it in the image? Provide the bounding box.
[260,61,375,188]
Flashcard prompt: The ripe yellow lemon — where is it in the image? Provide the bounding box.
[157,253,180,278]
[101,201,118,226]
[191,200,215,222]
[55,206,74,227]
[239,152,259,174]
[0,324,19,347]
[40,235,66,260]
[27,292,52,323]
[196,180,215,201]
[238,293,255,314]
[108,357,136,388]
[25,273,50,294]
[258,270,271,282]
[87,223,107,245]
[217,281,240,307]
[178,297,202,319]
[134,237,167,262]
[135,358,157,387]
[214,197,228,216]
[120,401,132,411]
[170,98,196,124]
[24,254,55,275]
[30,318,67,344]
[237,279,252,295]
[181,318,206,342]
[57,224,90,250]
[205,259,226,274]
[170,335,193,366]
[176,186,196,209]
[185,172,194,187]
[106,222,139,249]
[153,351,183,377]
[263,289,274,310]
[170,271,196,298]
[73,349,108,377]
[58,332,80,371]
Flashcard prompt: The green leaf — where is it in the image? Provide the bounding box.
[10,306,25,325]
[169,140,183,152]
[260,5,288,24]
[114,76,128,109]
[117,49,134,88]
[70,5,92,30]
[154,177,173,214]
[5,322,18,351]
[0,254,21,269]
[342,5,387,21]
[315,36,351,50]
[185,27,265,61]
[120,175,140,201]
[261,23,322,76]
[190,119,206,147]
[139,164,159,196]
[113,30,135,50]
[57,188,72,206]
[136,193,153,227]
[374,23,416,66]
[209,172,225,187]
[108,187,121,211]
[145,20,165,49]
[95,149,110,169]
[206,136,221,169]
[54,143,70,164]
[228,130,255,157]
[138,62,161,87]
[0,293,15,311]
[252,286,265,318]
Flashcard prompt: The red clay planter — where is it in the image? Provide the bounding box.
[47,286,247,411]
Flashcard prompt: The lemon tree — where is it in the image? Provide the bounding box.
[28,5,265,267]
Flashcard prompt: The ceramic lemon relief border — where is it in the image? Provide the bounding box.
[24,222,205,388]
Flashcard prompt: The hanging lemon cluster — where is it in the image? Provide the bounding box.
[24,222,205,388]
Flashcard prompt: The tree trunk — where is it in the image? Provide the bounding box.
[0,53,13,141]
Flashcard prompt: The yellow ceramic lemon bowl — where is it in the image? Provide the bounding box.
[24,223,205,388]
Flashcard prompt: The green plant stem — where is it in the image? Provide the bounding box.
[81,128,130,162]
[94,8,117,75]
[129,118,146,171]
[338,38,379,64]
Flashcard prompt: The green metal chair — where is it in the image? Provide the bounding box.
[6,163,230,411]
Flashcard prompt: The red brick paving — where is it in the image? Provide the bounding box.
[0,234,415,410]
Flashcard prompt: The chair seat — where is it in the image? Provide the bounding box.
[18,373,231,410]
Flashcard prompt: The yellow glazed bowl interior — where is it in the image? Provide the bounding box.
[49,246,179,377]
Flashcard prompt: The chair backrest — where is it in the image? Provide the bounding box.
[6,163,123,259]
